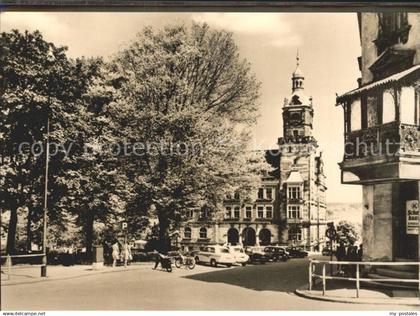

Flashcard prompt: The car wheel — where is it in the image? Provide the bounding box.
[166,266,172,272]
[210,259,217,267]
[241,263,246,267]
[226,263,232,267]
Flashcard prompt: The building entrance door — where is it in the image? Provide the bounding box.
[242,227,256,246]
[227,228,239,245]
[259,229,271,246]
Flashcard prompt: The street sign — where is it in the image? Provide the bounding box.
[406,200,419,235]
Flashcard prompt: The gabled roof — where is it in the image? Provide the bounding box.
[284,170,304,184]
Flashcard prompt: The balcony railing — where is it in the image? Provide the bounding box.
[344,122,419,160]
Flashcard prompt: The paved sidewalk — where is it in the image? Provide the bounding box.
[295,279,420,307]
[1,262,153,286]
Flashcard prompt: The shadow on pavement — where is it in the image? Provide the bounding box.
[183,258,311,292]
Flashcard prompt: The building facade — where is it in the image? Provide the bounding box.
[180,58,327,251]
[336,13,420,263]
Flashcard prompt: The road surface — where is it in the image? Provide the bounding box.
[1,258,415,310]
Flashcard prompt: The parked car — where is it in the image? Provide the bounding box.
[227,246,249,266]
[286,246,308,258]
[195,245,235,267]
[263,246,289,262]
[244,246,268,264]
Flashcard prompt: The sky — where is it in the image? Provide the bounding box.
[1,11,363,203]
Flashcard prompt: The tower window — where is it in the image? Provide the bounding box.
[376,12,410,55]
[288,206,301,219]
[266,188,273,200]
[257,188,264,199]
[288,186,301,199]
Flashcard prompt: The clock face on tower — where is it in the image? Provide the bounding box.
[289,112,302,126]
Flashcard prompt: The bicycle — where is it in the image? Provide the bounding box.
[174,254,196,270]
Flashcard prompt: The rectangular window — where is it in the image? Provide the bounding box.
[287,206,301,219]
[257,188,264,199]
[266,188,272,200]
[288,186,301,199]
[400,87,416,125]
[257,206,264,218]
[382,90,396,123]
[234,206,240,218]
[245,206,252,219]
[266,206,273,218]
[225,206,231,219]
[350,98,361,131]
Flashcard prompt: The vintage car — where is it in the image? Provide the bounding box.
[227,246,250,266]
[195,245,236,267]
[286,246,308,258]
[263,246,289,262]
[244,246,268,264]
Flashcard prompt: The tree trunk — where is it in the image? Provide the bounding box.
[157,210,170,253]
[26,207,33,252]
[85,211,95,259]
[6,204,18,255]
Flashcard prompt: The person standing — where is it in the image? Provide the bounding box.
[112,240,120,268]
[122,242,132,268]
[335,243,346,275]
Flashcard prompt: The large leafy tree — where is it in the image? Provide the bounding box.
[0,30,115,254]
[105,23,269,250]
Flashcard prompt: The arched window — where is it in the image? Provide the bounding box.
[199,227,207,239]
[184,227,191,239]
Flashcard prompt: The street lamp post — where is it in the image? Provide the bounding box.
[41,117,50,277]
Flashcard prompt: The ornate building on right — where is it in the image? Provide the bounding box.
[336,13,420,264]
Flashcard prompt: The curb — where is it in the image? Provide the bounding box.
[294,287,420,307]
[1,263,152,287]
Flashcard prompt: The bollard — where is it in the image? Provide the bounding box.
[308,260,312,291]
[322,263,326,296]
[356,263,360,298]
[6,255,12,280]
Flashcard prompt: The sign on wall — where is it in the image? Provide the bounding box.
[406,200,419,235]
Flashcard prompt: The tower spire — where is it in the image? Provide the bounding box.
[292,50,304,92]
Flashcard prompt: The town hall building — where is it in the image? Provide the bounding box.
[180,57,328,251]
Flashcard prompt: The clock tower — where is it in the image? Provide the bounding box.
[277,53,327,249]
[282,54,314,141]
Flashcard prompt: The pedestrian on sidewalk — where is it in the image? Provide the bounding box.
[123,242,132,268]
[112,240,120,268]
[335,242,346,275]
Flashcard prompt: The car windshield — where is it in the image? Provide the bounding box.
[220,248,229,253]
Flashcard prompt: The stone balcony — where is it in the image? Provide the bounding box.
[340,121,420,184]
